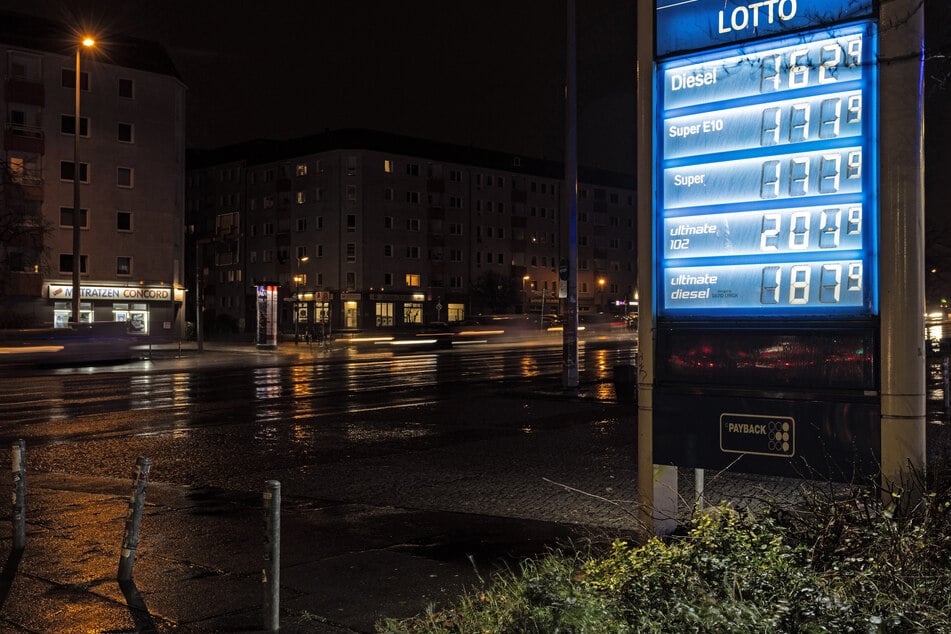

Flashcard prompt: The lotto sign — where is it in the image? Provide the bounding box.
[655,0,875,57]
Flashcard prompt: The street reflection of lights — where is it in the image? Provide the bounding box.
[254,367,283,400]
[345,423,430,442]
[520,357,541,377]
[129,373,193,410]
[352,336,395,343]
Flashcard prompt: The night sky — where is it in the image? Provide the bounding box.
[2,0,635,173]
[2,1,948,182]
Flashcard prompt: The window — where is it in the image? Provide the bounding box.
[296,245,307,259]
[449,196,462,208]
[383,273,393,286]
[296,191,306,204]
[384,244,393,257]
[315,187,323,201]
[346,156,357,175]
[296,163,308,176]
[118,78,134,98]
[384,187,394,201]
[610,192,619,204]
[384,216,393,229]
[406,191,420,204]
[59,253,87,273]
[346,214,356,231]
[296,217,307,231]
[449,169,462,182]
[116,256,132,276]
[60,115,89,136]
[449,223,463,235]
[405,274,421,287]
[406,218,420,231]
[117,122,134,143]
[346,243,356,262]
[376,301,394,326]
[59,207,88,228]
[406,163,419,176]
[403,301,422,323]
[117,166,133,188]
[61,69,89,91]
[60,161,89,183]
[384,159,394,173]
[116,210,132,231]
[263,222,274,236]
[315,216,324,230]
[263,250,273,263]
[406,246,420,259]
[316,244,324,257]
[449,248,463,262]
[497,253,504,264]
[346,272,356,289]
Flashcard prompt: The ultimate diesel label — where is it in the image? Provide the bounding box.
[655,21,878,317]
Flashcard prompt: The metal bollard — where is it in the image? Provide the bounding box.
[943,357,950,416]
[263,480,281,632]
[11,439,26,550]
[118,456,151,581]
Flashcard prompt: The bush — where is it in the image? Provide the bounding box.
[377,470,951,633]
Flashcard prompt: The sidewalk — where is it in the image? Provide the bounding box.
[2,470,620,633]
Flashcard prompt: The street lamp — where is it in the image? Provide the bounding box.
[598,277,606,312]
[71,36,95,325]
[522,275,530,314]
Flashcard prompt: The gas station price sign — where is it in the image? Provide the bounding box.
[656,21,879,317]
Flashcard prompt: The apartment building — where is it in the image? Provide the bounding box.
[0,11,186,334]
[187,129,635,338]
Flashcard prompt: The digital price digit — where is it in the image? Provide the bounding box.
[758,262,863,305]
[760,37,863,92]
[760,151,862,199]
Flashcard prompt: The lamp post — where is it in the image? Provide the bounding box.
[71,36,95,325]
[522,275,530,314]
[598,277,606,312]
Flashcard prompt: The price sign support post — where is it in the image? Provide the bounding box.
[638,0,926,534]
[878,0,926,498]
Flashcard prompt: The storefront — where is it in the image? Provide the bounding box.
[47,283,184,337]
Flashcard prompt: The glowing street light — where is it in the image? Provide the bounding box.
[71,36,95,325]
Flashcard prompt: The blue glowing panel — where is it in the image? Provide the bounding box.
[656,0,875,57]
[655,22,878,318]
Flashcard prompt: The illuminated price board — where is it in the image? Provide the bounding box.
[656,22,878,317]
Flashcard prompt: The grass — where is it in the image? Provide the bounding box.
[376,466,951,633]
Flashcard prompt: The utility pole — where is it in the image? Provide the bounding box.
[562,0,579,388]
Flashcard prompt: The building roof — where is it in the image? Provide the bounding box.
[0,10,182,80]
[187,128,634,190]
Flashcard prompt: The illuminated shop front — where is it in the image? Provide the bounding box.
[47,283,184,336]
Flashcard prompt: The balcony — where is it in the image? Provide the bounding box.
[4,124,44,154]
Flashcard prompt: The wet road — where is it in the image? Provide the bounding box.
[0,337,641,527]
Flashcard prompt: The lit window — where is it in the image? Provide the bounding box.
[384,159,393,173]
[116,256,132,276]
[405,274,420,287]
[296,163,308,176]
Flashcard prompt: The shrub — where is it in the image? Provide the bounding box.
[377,471,951,633]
